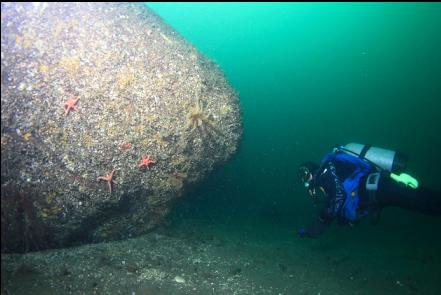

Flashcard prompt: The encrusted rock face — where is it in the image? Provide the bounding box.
[1,2,242,253]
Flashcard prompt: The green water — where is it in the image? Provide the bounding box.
[146,2,441,293]
[146,2,441,218]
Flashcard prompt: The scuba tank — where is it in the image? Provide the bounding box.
[337,143,418,189]
[340,143,407,173]
[329,143,418,223]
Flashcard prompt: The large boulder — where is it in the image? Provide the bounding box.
[1,3,242,253]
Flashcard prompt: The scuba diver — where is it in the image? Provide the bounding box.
[297,143,441,238]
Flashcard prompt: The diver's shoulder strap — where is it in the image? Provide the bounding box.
[358,144,371,160]
[366,172,381,204]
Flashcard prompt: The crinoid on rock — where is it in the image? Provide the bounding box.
[167,171,187,193]
[184,98,231,154]
[186,98,213,131]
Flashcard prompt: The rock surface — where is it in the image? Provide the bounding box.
[1,2,242,253]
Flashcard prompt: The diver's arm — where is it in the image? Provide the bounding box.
[299,161,345,238]
[321,161,346,218]
[299,204,335,238]
[302,213,331,238]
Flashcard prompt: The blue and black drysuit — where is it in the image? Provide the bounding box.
[300,152,441,238]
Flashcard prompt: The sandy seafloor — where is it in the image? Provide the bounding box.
[2,211,440,295]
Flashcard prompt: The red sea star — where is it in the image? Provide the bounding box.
[97,169,116,193]
[64,95,79,116]
[138,155,156,169]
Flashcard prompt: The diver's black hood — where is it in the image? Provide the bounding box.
[299,161,320,175]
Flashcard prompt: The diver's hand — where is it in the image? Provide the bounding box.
[298,220,326,238]
[297,228,307,238]
[305,222,323,238]
[297,227,317,238]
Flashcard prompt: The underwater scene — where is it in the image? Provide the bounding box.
[1,2,440,295]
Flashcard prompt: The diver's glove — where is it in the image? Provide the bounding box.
[297,228,307,238]
[298,218,326,238]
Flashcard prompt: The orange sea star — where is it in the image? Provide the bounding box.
[138,155,156,169]
[97,169,116,193]
[64,95,79,116]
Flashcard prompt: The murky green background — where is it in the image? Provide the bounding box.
[147,2,441,291]
[146,2,440,219]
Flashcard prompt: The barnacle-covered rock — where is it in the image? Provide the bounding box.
[1,2,242,253]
